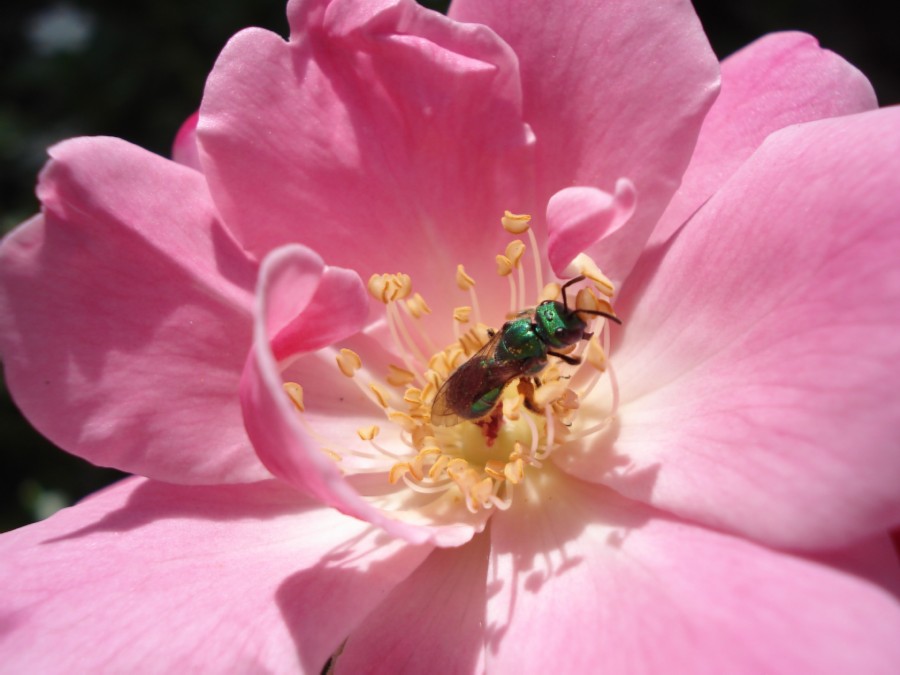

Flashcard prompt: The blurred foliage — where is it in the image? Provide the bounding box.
[1,0,897,532]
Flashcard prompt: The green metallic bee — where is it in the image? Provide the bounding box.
[431,276,621,427]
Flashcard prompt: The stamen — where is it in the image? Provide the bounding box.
[386,364,416,387]
[357,425,380,441]
[567,253,615,297]
[282,382,305,412]
[456,264,482,325]
[336,349,363,377]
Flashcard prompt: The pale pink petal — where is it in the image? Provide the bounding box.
[0,137,266,484]
[171,110,202,171]
[337,532,489,674]
[563,108,900,550]
[485,475,900,674]
[0,477,431,673]
[654,32,878,244]
[199,0,533,313]
[450,0,720,283]
[242,244,485,546]
[546,181,637,277]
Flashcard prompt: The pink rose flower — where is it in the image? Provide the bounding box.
[2,0,900,671]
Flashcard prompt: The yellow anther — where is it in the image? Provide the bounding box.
[534,380,570,408]
[336,348,363,377]
[504,240,526,266]
[369,383,390,408]
[569,253,615,297]
[282,382,305,412]
[411,425,434,449]
[453,306,472,323]
[357,425,380,441]
[429,454,451,479]
[539,282,562,303]
[367,273,413,303]
[504,457,525,484]
[575,286,600,313]
[386,364,416,387]
[501,210,532,234]
[367,273,390,303]
[403,387,423,406]
[322,448,342,463]
[446,457,470,478]
[393,273,413,300]
[389,463,409,484]
[456,264,476,290]
[387,410,418,433]
[586,334,607,372]
[495,254,514,277]
[485,460,506,481]
[406,292,431,318]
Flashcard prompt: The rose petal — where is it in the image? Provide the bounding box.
[564,107,900,550]
[241,244,486,546]
[546,181,637,277]
[0,477,431,673]
[171,110,202,171]
[0,137,265,484]
[337,531,489,674]
[199,0,533,316]
[654,32,878,244]
[485,474,900,673]
[450,0,720,283]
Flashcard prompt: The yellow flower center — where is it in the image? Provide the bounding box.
[284,211,620,516]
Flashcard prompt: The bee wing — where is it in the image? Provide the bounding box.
[431,331,530,427]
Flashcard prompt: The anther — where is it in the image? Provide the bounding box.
[540,282,562,302]
[504,240,526,266]
[386,364,416,387]
[282,382,306,412]
[456,264,476,290]
[586,334,607,372]
[496,254,514,277]
[568,253,615,297]
[406,292,431,318]
[357,425,380,441]
[453,306,472,323]
[336,348,363,377]
[369,383,390,408]
[501,210,532,234]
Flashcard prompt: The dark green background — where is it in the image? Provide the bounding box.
[2,0,897,532]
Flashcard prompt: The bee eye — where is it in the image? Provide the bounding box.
[554,328,564,337]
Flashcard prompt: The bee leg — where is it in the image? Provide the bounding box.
[548,350,582,366]
[581,331,593,340]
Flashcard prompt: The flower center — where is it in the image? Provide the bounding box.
[283,212,620,516]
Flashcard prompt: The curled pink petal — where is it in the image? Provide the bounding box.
[0,477,431,673]
[546,180,637,279]
[0,137,265,484]
[567,107,900,550]
[484,476,900,673]
[241,244,484,546]
[654,32,877,244]
[171,110,202,171]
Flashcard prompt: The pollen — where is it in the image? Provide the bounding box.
[453,306,472,323]
[386,364,416,387]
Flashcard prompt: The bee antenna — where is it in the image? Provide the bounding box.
[560,275,586,312]
[577,308,622,325]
